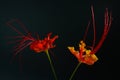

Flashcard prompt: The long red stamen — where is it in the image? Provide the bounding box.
[91,6,96,49]
[14,42,33,55]
[90,8,112,54]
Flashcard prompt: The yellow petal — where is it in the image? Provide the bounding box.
[86,50,91,55]
[91,54,98,61]
[68,46,79,55]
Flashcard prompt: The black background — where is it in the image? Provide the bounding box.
[0,0,119,80]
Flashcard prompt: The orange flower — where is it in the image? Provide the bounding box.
[68,40,98,65]
[68,6,112,65]
[30,32,58,53]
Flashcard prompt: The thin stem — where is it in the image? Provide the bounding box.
[45,50,58,80]
[69,62,81,80]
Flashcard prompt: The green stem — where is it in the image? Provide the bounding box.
[45,50,58,80]
[69,62,81,80]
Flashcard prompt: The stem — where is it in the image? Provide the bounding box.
[46,50,58,80]
[69,62,81,80]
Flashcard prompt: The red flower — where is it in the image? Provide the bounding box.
[30,33,58,53]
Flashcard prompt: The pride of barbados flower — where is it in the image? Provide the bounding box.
[30,32,58,80]
[68,6,112,65]
[6,19,59,80]
[68,40,98,65]
[30,32,58,53]
[68,7,112,77]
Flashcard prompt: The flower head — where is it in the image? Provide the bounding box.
[30,33,58,53]
[68,40,98,65]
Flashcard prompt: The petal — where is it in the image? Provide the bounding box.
[68,47,80,59]
[82,54,98,65]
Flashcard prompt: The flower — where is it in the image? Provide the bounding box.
[30,32,58,53]
[68,40,98,65]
